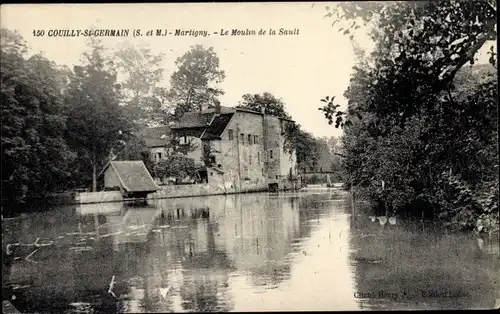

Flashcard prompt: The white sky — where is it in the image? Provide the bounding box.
[1,3,495,138]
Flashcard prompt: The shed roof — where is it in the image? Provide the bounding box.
[106,161,159,193]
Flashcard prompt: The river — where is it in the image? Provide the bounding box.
[2,190,499,312]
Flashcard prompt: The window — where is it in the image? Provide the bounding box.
[249,155,252,165]
[254,135,258,144]
[156,152,162,160]
[257,152,260,163]
[210,156,216,164]
[240,133,244,144]
[269,149,273,159]
[228,129,234,140]
[248,134,252,145]
[180,135,188,145]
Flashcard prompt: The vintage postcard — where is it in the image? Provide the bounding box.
[1,2,498,313]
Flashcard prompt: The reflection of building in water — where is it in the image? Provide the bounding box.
[108,197,235,312]
[214,193,300,287]
[77,202,166,248]
[167,206,234,312]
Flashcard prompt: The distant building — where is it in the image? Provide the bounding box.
[140,126,171,163]
[142,104,298,189]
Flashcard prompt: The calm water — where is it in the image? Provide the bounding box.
[2,190,499,312]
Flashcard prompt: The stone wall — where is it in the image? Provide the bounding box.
[263,115,297,181]
[75,191,123,204]
[150,181,270,199]
[212,111,266,185]
[75,180,296,204]
[207,111,297,187]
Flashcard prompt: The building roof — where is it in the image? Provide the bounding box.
[161,105,295,142]
[140,126,171,148]
[171,105,294,131]
[171,111,216,129]
[201,112,234,140]
[106,161,159,193]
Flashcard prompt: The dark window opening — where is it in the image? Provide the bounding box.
[269,149,273,159]
[179,135,188,145]
[228,129,234,140]
[247,134,252,145]
[240,133,244,144]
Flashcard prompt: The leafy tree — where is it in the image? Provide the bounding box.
[115,134,155,174]
[154,155,196,183]
[167,45,225,119]
[320,0,497,128]
[295,130,320,172]
[318,0,498,233]
[1,28,75,206]
[237,92,292,119]
[64,38,135,191]
[114,44,168,126]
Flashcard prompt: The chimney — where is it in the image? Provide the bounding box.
[215,100,221,114]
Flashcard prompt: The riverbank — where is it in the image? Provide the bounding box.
[1,181,300,216]
[301,183,344,190]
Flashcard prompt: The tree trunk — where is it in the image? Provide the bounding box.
[92,155,97,192]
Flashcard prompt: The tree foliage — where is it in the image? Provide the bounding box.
[154,155,196,182]
[319,0,498,234]
[237,92,292,119]
[168,45,225,120]
[1,28,75,205]
[64,38,135,191]
[114,44,168,126]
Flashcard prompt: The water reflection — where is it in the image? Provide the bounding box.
[348,214,500,310]
[2,190,499,312]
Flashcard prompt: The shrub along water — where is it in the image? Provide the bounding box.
[319,1,498,235]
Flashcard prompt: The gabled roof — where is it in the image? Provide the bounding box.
[169,105,295,141]
[140,126,171,148]
[172,106,294,132]
[106,161,159,193]
[171,111,216,129]
[201,113,234,140]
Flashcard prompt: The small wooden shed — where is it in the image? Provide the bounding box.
[102,161,159,198]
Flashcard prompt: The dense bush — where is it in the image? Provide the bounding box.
[320,0,498,234]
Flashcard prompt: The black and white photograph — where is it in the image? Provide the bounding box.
[1,2,498,312]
